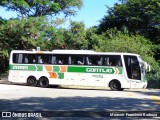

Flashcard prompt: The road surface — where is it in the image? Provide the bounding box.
[0,83,160,119]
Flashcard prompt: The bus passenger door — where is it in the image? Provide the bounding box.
[124,55,142,88]
[130,62,142,88]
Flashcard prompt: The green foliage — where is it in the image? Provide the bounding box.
[93,28,160,84]
[0,17,87,54]
[95,29,152,53]
[0,0,159,86]
[0,0,83,17]
[147,71,160,88]
[0,17,49,52]
[67,21,87,49]
[143,56,160,87]
[99,0,160,43]
[0,17,7,25]
[94,28,158,68]
[85,27,101,50]
[0,17,3,25]
[48,21,87,50]
[97,0,160,83]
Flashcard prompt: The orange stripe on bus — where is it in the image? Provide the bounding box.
[44,66,52,71]
[114,68,119,74]
[60,66,67,72]
[48,72,58,78]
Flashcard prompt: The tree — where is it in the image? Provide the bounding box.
[48,21,87,50]
[0,0,84,74]
[119,0,127,4]
[0,17,52,73]
[85,27,102,50]
[98,0,160,43]
[0,0,83,17]
[98,0,160,62]
[0,17,49,52]
[66,21,87,49]
[94,28,159,76]
[95,28,154,56]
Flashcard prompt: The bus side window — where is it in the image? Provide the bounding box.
[71,56,76,65]
[77,57,84,65]
[86,57,91,65]
[17,54,23,63]
[22,54,28,64]
[27,54,37,64]
[37,54,51,64]
[86,56,101,66]
[55,55,69,65]
[97,57,102,65]
[24,57,28,63]
[68,56,72,65]
[103,57,110,66]
[77,59,84,65]
[110,56,122,66]
[13,53,18,63]
[70,55,84,65]
[58,60,63,64]
[38,56,43,64]
[102,55,122,66]
[51,56,57,64]
[13,53,28,64]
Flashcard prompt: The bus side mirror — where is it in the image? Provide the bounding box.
[147,64,151,72]
[145,62,151,72]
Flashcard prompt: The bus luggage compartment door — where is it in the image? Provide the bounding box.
[74,73,88,86]
[88,74,104,87]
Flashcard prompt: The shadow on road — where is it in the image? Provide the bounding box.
[0,96,159,110]
[0,84,160,119]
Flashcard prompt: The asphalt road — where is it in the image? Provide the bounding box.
[0,82,160,119]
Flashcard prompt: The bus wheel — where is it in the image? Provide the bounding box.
[39,77,49,88]
[27,76,37,86]
[109,80,122,91]
[119,88,124,91]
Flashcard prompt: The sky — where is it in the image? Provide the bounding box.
[0,0,120,28]
[68,0,119,28]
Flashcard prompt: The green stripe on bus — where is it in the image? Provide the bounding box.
[68,66,86,73]
[9,65,43,71]
[9,64,123,74]
[68,66,123,74]
[53,66,60,72]
[57,73,64,79]
[117,67,123,74]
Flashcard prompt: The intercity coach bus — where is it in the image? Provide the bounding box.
[8,49,150,91]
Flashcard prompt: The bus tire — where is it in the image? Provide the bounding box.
[27,76,37,86]
[119,88,124,91]
[109,80,122,91]
[39,77,49,88]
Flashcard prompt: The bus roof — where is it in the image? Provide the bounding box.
[52,49,96,54]
[11,50,140,56]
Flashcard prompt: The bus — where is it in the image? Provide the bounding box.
[8,49,150,91]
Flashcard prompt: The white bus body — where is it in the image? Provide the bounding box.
[8,50,150,91]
